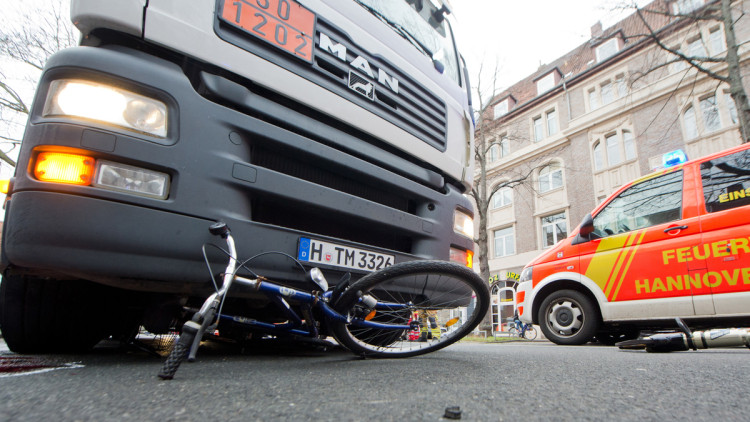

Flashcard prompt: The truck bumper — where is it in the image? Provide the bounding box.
[1,45,473,292]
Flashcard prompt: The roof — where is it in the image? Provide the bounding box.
[486,0,680,119]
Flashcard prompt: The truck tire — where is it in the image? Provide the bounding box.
[538,289,599,345]
[0,274,112,353]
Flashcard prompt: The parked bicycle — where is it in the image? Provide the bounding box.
[158,222,490,379]
[509,318,537,340]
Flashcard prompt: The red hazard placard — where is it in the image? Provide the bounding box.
[220,0,315,63]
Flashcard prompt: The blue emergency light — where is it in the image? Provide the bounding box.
[662,149,688,167]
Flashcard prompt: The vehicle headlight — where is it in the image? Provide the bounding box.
[94,160,170,199]
[43,79,168,137]
[453,210,474,239]
[519,266,533,283]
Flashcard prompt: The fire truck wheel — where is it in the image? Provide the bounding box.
[538,289,599,345]
[0,274,112,353]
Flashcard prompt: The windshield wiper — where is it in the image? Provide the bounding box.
[353,0,434,59]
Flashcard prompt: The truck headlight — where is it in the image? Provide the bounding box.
[94,160,170,199]
[453,210,474,239]
[43,79,168,137]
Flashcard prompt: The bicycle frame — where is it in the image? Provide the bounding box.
[191,224,412,350]
[216,275,412,338]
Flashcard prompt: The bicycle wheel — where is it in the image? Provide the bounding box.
[508,326,518,337]
[331,260,489,358]
[524,326,538,340]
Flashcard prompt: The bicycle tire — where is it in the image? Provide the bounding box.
[508,327,518,337]
[331,260,490,358]
[158,322,198,380]
[524,326,538,340]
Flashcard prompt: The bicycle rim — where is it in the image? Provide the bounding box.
[331,260,489,358]
[525,327,538,340]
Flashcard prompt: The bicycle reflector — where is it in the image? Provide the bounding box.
[365,309,377,321]
[34,152,95,186]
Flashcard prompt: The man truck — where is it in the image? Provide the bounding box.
[0,0,476,352]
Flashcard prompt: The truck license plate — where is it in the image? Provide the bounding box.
[219,0,315,63]
[298,237,394,272]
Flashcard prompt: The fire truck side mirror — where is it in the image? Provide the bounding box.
[572,214,595,245]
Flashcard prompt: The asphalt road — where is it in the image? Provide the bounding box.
[1,337,749,421]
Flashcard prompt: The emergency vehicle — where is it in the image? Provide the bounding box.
[516,142,750,345]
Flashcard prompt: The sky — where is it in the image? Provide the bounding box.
[450,0,645,101]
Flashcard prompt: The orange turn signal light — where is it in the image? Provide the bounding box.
[34,152,95,186]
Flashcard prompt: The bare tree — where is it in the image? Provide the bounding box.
[470,63,543,285]
[0,0,77,166]
[623,0,750,142]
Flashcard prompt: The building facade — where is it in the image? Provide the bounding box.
[475,0,749,292]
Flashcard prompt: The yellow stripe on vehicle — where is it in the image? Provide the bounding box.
[585,234,631,292]
[611,230,647,301]
[604,232,639,298]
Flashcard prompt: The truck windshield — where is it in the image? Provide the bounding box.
[354,0,461,86]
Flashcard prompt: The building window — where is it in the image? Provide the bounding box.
[670,46,687,72]
[592,129,637,171]
[499,136,510,157]
[587,73,628,111]
[687,36,706,57]
[700,95,721,132]
[623,130,636,161]
[596,38,619,63]
[616,75,627,98]
[494,100,509,119]
[532,108,558,141]
[488,144,500,162]
[546,110,558,136]
[593,141,604,170]
[601,81,614,105]
[533,116,544,142]
[725,93,738,124]
[493,227,515,257]
[491,186,513,209]
[605,133,622,166]
[709,26,725,55]
[536,73,556,95]
[538,162,563,193]
[589,88,600,110]
[541,212,568,248]
[674,0,705,14]
[683,105,698,139]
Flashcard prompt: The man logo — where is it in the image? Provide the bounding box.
[318,33,399,95]
[349,71,375,100]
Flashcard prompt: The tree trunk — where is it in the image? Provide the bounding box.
[722,0,750,143]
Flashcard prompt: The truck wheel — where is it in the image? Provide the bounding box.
[0,274,111,353]
[538,289,599,345]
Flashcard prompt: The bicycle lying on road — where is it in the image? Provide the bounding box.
[508,320,537,340]
[158,222,490,380]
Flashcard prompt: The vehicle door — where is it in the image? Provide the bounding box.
[578,168,704,319]
[697,146,750,315]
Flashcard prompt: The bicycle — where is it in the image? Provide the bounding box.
[509,320,537,340]
[158,222,490,379]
